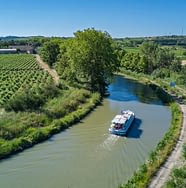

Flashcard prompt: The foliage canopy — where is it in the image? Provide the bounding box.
[56,28,119,95]
[40,40,60,67]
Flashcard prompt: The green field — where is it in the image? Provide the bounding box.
[167,46,186,60]
[124,47,140,54]
[0,54,51,105]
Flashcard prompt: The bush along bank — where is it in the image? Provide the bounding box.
[0,90,101,160]
[119,73,183,188]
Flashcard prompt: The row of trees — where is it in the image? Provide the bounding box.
[39,29,186,94]
[0,36,49,49]
[115,35,186,48]
[121,41,182,75]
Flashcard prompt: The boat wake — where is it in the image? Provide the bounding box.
[99,134,120,151]
[94,134,121,161]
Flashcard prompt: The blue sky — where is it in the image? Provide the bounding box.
[0,0,186,37]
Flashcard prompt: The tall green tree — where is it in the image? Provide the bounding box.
[121,52,146,73]
[57,28,119,95]
[40,40,60,67]
[140,41,181,73]
[112,41,126,63]
[140,41,159,74]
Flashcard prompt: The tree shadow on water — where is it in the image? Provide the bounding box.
[107,76,164,105]
[126,118,143,139]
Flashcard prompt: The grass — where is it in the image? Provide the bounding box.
[124,47,140,54]
[0,88,101,159]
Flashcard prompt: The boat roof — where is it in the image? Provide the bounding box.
[112,115,127,124]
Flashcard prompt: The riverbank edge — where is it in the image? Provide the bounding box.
[118,71,183,188]
[0,92,101,160]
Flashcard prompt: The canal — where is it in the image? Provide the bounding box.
[0,75,171,188]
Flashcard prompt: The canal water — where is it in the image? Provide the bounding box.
[0,75,171,188]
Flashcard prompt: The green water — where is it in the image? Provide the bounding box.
[0,76,171,188]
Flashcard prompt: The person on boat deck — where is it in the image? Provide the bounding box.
[114,123,118,129]
[115,123,121,129]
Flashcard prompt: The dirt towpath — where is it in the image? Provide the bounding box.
[35,54,59,85]
[148,104,186,188]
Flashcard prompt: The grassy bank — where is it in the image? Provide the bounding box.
[119,71,183,188]
[0,89,101,159]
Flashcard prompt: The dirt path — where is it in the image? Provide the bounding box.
[148,104,186,188]
[35,54,59,85]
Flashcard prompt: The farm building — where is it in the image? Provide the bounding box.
[9,45,34,54]
[0,49,17,54]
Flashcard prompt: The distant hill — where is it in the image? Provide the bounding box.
[0,36,46,41]
[114,35,186,47]
[1,35,186,47]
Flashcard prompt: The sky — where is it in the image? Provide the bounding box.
[0,0,186,38]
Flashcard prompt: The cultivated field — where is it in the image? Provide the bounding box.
[0,54,51,105]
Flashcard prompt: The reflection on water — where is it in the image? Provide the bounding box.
[108,76,162,105]
[0,75,171,188]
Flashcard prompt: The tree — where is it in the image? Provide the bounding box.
[113,41,126,63]
[57,28,119,95]
[40,40,60,67]
[56,39,77,83]
[177,65,186,85]
[140,41,181,74]
[140,41,159,74]
[170,58,182,72]
[121,52,146,73]
[155,48,175,69]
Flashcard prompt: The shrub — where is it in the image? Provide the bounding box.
[44,89,91,119]
[4,83,59,112]
[151,68,171,79]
